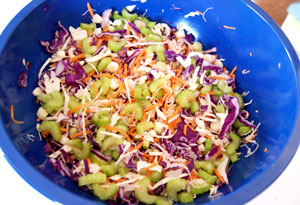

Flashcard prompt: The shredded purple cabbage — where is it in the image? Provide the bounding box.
[185,33,194,44]
[239,110,256,128]
[205,145,220,160]
[65,63,86,86]
[128,22,141,33]
[18,72,28,88]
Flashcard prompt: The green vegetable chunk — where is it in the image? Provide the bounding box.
[191,180,211,195]
[191,101,200,113]
[102,137,124,151]
[112,150,120,161]
[64,138,83,149]
[136,122,154,134]
[134,83,151,100]
[72,143,92,160]
[176,89,195,108]
[82,38,97,54]
[149,171,162,183]
[146,33,163,42]
[92,111,111,127]
[108,40,126,52]
[166,178,187,201]
[112,11,123,20]
[38,90,64,114]
[97,57,112,72]
[89,153,108,165]
[194,160,214,174]
[205,138,212,154]
[92,184,119,201]
[233,92,244,109]
[192,41,203,52]
[119,166,129,176]
[80,22,95,31]
[177,191,194,203]
[155,196,173,205]
[78,172,107,186]
[135,178,157,204]
[68,96,81,113]
[140,27,152,35]
[121,8,138,21]
[122,102,143,121]
[39,120,62,141]
[149,78,167,93]
[198,169,217,185]
[101,164,118,177]
[237,126,251,136]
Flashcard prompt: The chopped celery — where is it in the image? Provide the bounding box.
[154,89,163,99]
[147,21,156,28]
[39,120,62,141]
[92,184,119,201]
[64,139,83,149]
[139,16,150,24]
[215,104,225,113]
[68,96,81,113]
[145,33,163,42]
[69,127,78,137]
[191,181,211,195]
[38,90,64,114]
[149,78,167,93]
[176,89,195,109]
[233,118,245,129]
[140,27,152,35]
[194,160,214,174]
[233,92,244,109]
[78,172,106,186]
[82,38,97,54]
[92,111,111,127]
[108,39,126,53]
[136,122,154,134]
[217,80,232,94]
[72,143,92,160]
[135,178,157,204]
[134,83,151,100]
[122,102,143,121]
[112,11,123,20]
[121,8,138,21]
[237,126,251,136]
[101,164,118,176]
[143,140,150,150]
[97,57,112,72]
[115,123,129,133]
[119,166,129,176]
[192,41,203,52]
[212,85,224,97]
[137,99,151,108]
[83,62,97,74]
[205,138,212,154]
[155,197,173,205]
[198,169,217,185]
[89,153,108,165]
[102,137,124,151]
[191,101,200,113]
[166,178,187,201]
[80,22,95,31]
[156,50,166,62]
[149,171,162,183]
[177,192,194,203]
[112,149,120,161]
[200,85,212,95]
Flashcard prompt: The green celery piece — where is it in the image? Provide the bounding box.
[83,62,97,74]
[108,40,126,53]
[198,169,217,185]
[233,92,244,109]
[112,11,123,20]
[233,118,245,129]
[134,83,151,100]
[64,139,83,149]
[92,184,119,201]
[68,96,81,113]
[149,171,162,183]
[140,27,152,35]
[92,111,111,127]
[215,104,225,113]
[146,33,163,42]
[143,140,150,149]
[121,8,138,21]
[200,85,212,95]
[112,149,120,161]
[82,38,97,54]
[101,164,118,177]
[135,178,157,204]
[39,120,62,141]
[191,101,200,113]
[136,122,154,134]
[89,153,108,165]
[166,178,187,201]
[102,137,124,151]
[237,126,251,136]
[176,89,195,109]
[80,22,95,31]
[205,138,212,154]
[97,57,112,72]
[38,90,64,114]
[191,181,211,195]
[194,160,214,174]
[147,21,156,29]
[139,16,150,24]
[155,196,173,205]
[72,143,92,160]
[115,123,129,133]
[137,99,151,108]
[118,166,129,176]
[69,127,78,137]
[122,102,143,121]
[192,41,203,52]
[177,192,194,203]
[149,78,167,93]
[78,172,106,186]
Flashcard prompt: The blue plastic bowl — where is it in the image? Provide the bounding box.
[0,0,300,204]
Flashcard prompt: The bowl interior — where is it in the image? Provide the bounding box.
[0,0,299,204]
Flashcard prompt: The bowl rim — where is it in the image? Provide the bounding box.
[0,0,299,204]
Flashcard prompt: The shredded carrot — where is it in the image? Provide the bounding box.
[92,83,98,96]
[87,158,92,164]
[130,49,145,76]
[124,63,128,77]
[223,25,236,30]
[96,39,103,48]
[60,80,66,84]
[145,162,157,170]
[103,126,132,143]
[126,22,131,35]
[67,102,92,115]
[264,147,268,152]
[172,76,185,85]
[60,127,68,132]
[36,118,41,122]
[209,91,217,95]
[70,130,91,139]
[209,76,228,80]
[229,66,237,77]
[82,76,91,83]
[10,105,24,124]
[111,57,122,64]
[183,124,187,136]
[213,146,221,160]
[143,104,161,112]
[244,133,257,144]
[87,2,94,17]
[131,142,143,151]
[186,123,195,132]
[249,52,253,57]
[146,170,152,178]
[176,65,183,77]
[71,53,85,62]
[93,73,117,79]
[214,168,225,184]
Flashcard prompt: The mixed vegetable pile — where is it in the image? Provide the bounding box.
[34,4,259,204]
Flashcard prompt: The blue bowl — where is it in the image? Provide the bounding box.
[0,0,300,204]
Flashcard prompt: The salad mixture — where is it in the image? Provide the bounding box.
[34,4,258,204]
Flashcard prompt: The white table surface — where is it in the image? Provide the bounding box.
[1,0,300,204]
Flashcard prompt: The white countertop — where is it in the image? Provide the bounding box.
[0,0,300,204]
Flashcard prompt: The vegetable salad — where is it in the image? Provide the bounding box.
[34,3,258,204]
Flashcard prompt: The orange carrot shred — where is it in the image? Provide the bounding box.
[103,126,132,143]
[214,168,225,184]
[71,53,85,62]
[183,125,187,136]
[213,146,221,160]
[70,130,92,139]
[229,66,237,77]
[67,102,92,115]
[10,105,24,124]
[87,2,94,17]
